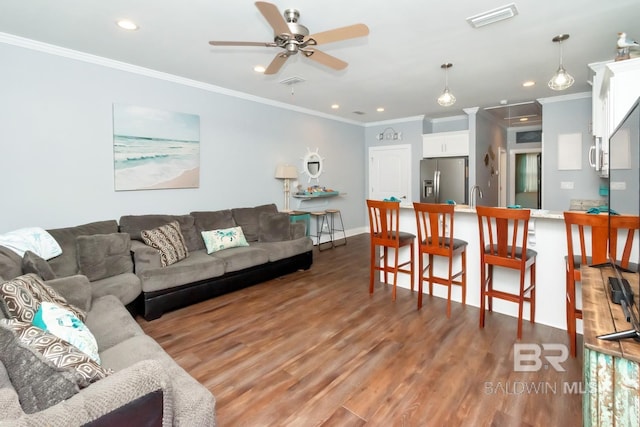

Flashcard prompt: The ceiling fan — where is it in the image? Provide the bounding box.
[208,1,369,75]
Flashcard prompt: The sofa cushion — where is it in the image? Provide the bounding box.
[136,250,225,293]
[141,221,189,267]
[89,272,141,306]
[0,274,86,322]
[0,319,79,414]
[45,275,93,314]
[76,233,133,281]
[258,212,291,242]
[201,226,249,254]
[47,220,119,278]
[119,214,201,252]
[251,237,314,262]
[21,251,56,281]
[209,246,270,273]
[232,204,278,242]
[0,319,111,388]
[33,301,100,364]
[0,245,22,281]
[84,295,145,352]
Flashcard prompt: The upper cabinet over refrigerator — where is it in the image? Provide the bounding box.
[589,58,640,177]
[422,130,470,158]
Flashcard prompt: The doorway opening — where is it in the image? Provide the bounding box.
[509,148,542,209]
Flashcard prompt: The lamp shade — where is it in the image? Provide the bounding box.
[275,164,298,179]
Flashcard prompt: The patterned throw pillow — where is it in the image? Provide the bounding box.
[0,274,86,322]
[201,226,250,254]
[141,221,189,267]
[33,302,100,364]
[1,319,111,388]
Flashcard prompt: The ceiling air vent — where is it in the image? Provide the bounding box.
[279,76,306,86]
[352,111,366,115]
[466,3,518,28]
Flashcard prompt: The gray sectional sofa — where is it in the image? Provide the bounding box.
[0,203,312,425]
[120,203,314,320]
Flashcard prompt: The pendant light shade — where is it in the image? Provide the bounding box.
[437,63,456,107]
[548,34,574,91]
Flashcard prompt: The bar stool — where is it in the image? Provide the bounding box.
[366,199,415,301]
[413,202,467,317]
[309,211,332,251]
[563,212,640,357]
[325,208,347,247]
[476,206,537,339]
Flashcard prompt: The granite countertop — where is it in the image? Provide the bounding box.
[399,204,563,220]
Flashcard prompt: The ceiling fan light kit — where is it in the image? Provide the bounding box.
[437,63,456,107]
[548,33,574,91]
[208,1,369,75]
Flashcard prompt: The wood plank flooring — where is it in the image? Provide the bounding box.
[137,234,583,426]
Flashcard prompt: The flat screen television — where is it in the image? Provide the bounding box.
[598,97,640,342]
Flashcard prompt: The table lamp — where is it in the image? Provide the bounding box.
[275,165,298,212]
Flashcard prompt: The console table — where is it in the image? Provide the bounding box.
[581,265,640,426]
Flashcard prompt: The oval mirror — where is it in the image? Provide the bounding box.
[302,149,323,182]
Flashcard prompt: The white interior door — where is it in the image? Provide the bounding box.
[369,144,411,206]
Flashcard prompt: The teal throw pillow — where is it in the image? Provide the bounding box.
[33,301,100,364]
[201,226,249,254]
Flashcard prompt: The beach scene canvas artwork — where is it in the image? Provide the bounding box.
[113,104,200,191]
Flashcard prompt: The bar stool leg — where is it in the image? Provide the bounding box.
[326,209,347,247]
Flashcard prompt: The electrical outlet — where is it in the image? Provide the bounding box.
[610,181,626,190]
[560,181,574,190]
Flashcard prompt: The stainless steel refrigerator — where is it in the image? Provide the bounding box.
[420,157,469,204]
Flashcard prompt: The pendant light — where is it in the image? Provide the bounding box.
[437,63,456,107]
[548,34,574,91]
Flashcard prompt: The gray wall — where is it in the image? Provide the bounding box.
[0,43,365,232]
[541,95,604,211]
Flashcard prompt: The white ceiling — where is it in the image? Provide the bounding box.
[1,0,639,124]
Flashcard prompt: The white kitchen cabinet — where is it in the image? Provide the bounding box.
[422,130,469,158]
[588,57,640,177]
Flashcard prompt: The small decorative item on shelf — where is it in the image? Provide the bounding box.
[294,185,339,197]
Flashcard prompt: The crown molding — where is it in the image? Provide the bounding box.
[0,32,365,126]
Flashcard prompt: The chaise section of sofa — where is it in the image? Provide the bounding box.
[0,273,216,426]
[120,204,313,320]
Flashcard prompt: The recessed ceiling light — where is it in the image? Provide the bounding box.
[116,19,139,31]
[254,65,266,73]
[331,104,340,109]
[520,117,529,122]
[523,80,536,87]
[377,107,385,112]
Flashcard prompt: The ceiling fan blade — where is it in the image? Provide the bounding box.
[264,53,289,75]
[209,41,277,47]
[307,23,369,45]
[303,49,347,71]
[255,1,290,36]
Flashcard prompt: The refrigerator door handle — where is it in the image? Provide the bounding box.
[435,170,440,203]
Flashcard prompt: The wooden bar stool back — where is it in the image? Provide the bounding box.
[366,199,415,301]
[476,206,537,339]
[413,202,468,317]
[563,212,640,357]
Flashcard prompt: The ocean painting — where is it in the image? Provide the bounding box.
[113,104,200,191]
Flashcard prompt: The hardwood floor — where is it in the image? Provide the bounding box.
[137,234,583,426]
